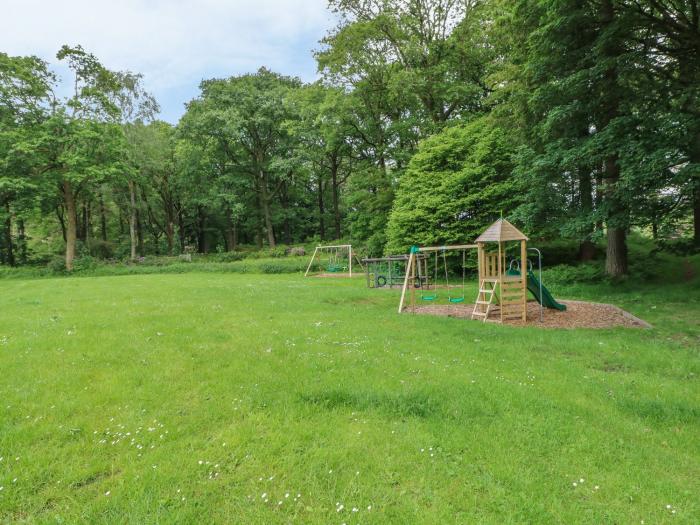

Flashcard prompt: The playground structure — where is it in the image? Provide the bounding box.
[398,219,567,323]
[362,254,426,288]
[398,243,477,313]
[304,244,363,277]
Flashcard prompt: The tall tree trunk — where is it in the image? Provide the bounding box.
[225,208,237,252]
[600,0,627,277]
[84,200,90,247]
[331,156,342,239]
[136,209,144,257]
[177,205,186,253]
[317,174,325,241]
[17,218,26,264]
[691,132,700,247]
[99,192,108,242]
[165,219,174,255]
[63,180,78,271]
[197,206,207,253]
[280,181,292,245]
[259,170,276,247]
[56,205,67,242]
[3,202,14,267]
[579,170,596,261]
[128,180,137,261]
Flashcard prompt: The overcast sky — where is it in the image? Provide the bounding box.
[1,0,334,122]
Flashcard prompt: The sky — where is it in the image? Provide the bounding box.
[1,0,335,123]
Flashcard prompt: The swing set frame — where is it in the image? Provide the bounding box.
[304,244,364,278]
[398,244,477,313]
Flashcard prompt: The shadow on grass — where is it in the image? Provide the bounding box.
[617,397,700,424]
[299,389,441,418]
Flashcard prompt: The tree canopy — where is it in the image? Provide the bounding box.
[1,0,698,275]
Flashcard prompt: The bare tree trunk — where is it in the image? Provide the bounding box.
[3,202,14,267]
[197,207,207,253]
[17,218,26,264]
[177,206,186,253]
[55,205,67,242]
[317,174,325,241]
[579,170,596,261]
[99,192,108,242]
[280,181,292,245]
[600,0,627,277]
[259,170,276,247]
[165,220,174,255]
[128,180,137,261]
[331,157,342,239]
[691,133,700,247]
[225,209,237,251]
[63,180,78,271]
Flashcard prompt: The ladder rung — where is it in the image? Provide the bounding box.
[479,289,494,294]
[476,300,491,305]
[471,312,487,317]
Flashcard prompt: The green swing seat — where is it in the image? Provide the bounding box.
[448,296,465,304]
[421,294,438,301]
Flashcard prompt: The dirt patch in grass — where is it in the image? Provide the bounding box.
[404,300,651,329]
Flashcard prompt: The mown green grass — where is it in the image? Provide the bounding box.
[0,273,698,523]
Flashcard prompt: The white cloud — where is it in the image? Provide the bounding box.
[1,0,334,121]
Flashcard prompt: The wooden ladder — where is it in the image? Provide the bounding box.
[471,280,496,322]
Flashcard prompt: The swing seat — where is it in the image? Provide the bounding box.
[421,294,438,301]
[448,297,465,304]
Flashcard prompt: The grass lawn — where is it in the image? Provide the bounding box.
[0,272,698,523]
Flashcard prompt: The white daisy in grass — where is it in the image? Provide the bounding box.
[105,491,110,496]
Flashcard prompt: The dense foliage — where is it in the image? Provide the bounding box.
[1,0,698,276]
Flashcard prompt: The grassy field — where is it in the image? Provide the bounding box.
[0,272,698,523]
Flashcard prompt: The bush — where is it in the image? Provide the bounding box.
[72,255,99,272]
[212,251,246,262]
[47,257,66,274]
[386,116,521,253]
[656,237,699,256]
[543,263,605,285]
[258,262,288,274]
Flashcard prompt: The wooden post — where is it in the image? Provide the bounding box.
[305,246,319,277]
[498,241,503,323]
[411,253,417,312]
[398,252,415,313]
[521,239,527,321]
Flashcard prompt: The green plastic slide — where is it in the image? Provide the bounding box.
[505,269,567,311]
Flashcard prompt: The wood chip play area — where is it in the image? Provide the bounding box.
[408,299,651,329]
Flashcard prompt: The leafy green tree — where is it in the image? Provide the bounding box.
[179,68,302,248]
[317,0,493,249]
[623,0,700,245]
[491,0,687,275]
[386,116,521,252]
[38,46,126,270]
[0,53,55,265]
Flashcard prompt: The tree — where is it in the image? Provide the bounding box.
[624,0,700,245]
[386,116,521,252]
[317,0,492,249]
[179,68,302,248]
[113,71,159,260]
[37,46,126,270]
[492,0,680,276]
[0,53,55,265]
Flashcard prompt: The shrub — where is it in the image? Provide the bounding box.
[72,255,99,272]
[212,251,246,262]
[47,257,66,273]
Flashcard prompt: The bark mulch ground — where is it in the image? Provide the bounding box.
[406,300,651,329]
